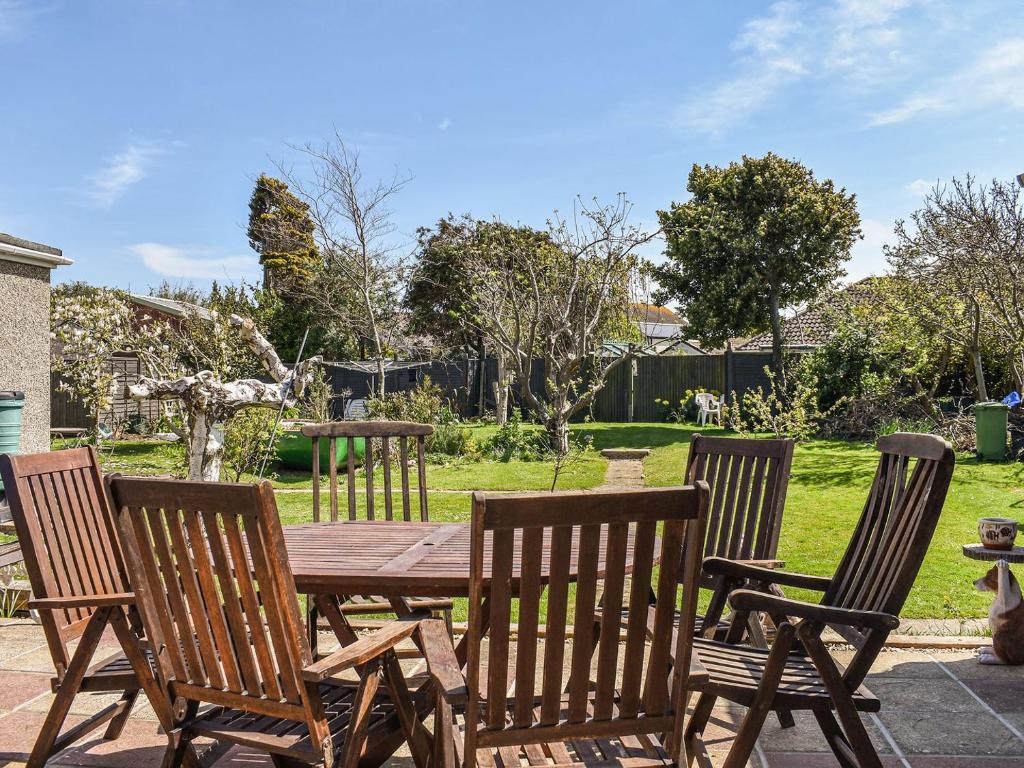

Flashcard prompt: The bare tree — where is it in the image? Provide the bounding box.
[463,195,652,454]
[946,177,1024,391]
[888,181,991,400]
[278,132,410,399]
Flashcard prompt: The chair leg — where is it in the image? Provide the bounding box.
[27,608,111,767]
[801,625,884,768]
[743,612,795,730]
[720,623,796,768]
[160,729,191,768]
[102,688,140,739]
[813,710,862,768]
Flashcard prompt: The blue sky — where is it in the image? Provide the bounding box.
[2,0,1022,292]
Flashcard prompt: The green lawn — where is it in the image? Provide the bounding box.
[66,423,1024,619]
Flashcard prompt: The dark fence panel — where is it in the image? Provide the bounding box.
[725,351,779,403]
[51,355,162,430]
[587,355,726,422]
[53,350,788,429]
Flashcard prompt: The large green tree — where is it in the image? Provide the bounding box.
[247,174,320,293]
[654,153,861,385]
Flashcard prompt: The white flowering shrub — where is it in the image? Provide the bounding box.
[51,283,176,434]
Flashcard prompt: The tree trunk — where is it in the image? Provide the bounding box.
[971,345,989,402]
[186,412,225,481]
[375,357,386,400]
[493,353,510,425]
[545,415,569,456]
[768,289,787,391]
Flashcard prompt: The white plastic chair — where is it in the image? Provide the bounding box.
[696,392,722,426]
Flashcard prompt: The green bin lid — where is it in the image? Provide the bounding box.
[975,401,1009,411]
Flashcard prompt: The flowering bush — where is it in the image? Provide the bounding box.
[51,284,175,434]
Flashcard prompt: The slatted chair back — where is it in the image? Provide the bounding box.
[107,476,322,732]
[0,447,131,677]
[463,486,709,765]
[301,421,432,523]
[826,432,955,620]
[822,432,954,685]
[686,435,794,577]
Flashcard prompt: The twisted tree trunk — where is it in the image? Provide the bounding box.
[129,315,320,480]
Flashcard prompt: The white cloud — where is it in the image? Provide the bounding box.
[905,178,933,195]
[130,243,259,281]
[676,1,806,134]
[870,37,1024,125]
[79,141,172,208]
[437,117,452,131]
[674,0,1021,135]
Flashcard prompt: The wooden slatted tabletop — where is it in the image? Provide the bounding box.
[283,520,640,597]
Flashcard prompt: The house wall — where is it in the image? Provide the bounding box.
[0,259,52,453]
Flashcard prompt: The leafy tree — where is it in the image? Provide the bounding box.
[654,152,861,386]
[408,215,555,422]
[460,196,649,453]
[247,174,320,293]
[407,214,485,357]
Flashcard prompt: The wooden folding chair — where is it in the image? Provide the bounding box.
[303,420,453,637]
[107,474,443,768]
[416,485,712,768]
[591,435,795,725]
[686,433,956,768]
[0,448,174,767]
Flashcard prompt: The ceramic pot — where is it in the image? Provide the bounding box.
[978,517,1018,550]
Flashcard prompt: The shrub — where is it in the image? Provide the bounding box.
[366,377,443,423]
[427,422,475,457]
[724,368,821,442]
[481,410,547,461]
[223,409,279,482]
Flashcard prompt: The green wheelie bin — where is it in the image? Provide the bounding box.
[976,401,1009,461]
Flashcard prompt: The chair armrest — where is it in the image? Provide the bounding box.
[418,619,468,704]
[728,589,899,632]
[703,556,831,591]
[28,592,136,611]
[302,617,422,682]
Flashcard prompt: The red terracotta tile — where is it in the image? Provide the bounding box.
[0,712,84,761]
[0,672,51,711]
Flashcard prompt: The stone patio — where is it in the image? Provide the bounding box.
[3,618,1024,767]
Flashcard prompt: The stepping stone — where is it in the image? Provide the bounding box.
[599,448,650,460]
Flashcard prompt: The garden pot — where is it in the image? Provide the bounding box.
[978,517,1018,550]
[276,429,365,472]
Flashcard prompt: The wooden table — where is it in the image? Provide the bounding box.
[284,519,636,597]
[962,543,1024,563]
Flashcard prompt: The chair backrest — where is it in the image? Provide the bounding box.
[302,420,433,523]
[695,392,717,409]
[107,476,318,730]
[825,433,954,620]
[686,435,794,569]
[463,486,709,764]
[0,447,131,677]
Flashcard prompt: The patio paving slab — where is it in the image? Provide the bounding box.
[6,621,1024,767]
[876,709,1024,756]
